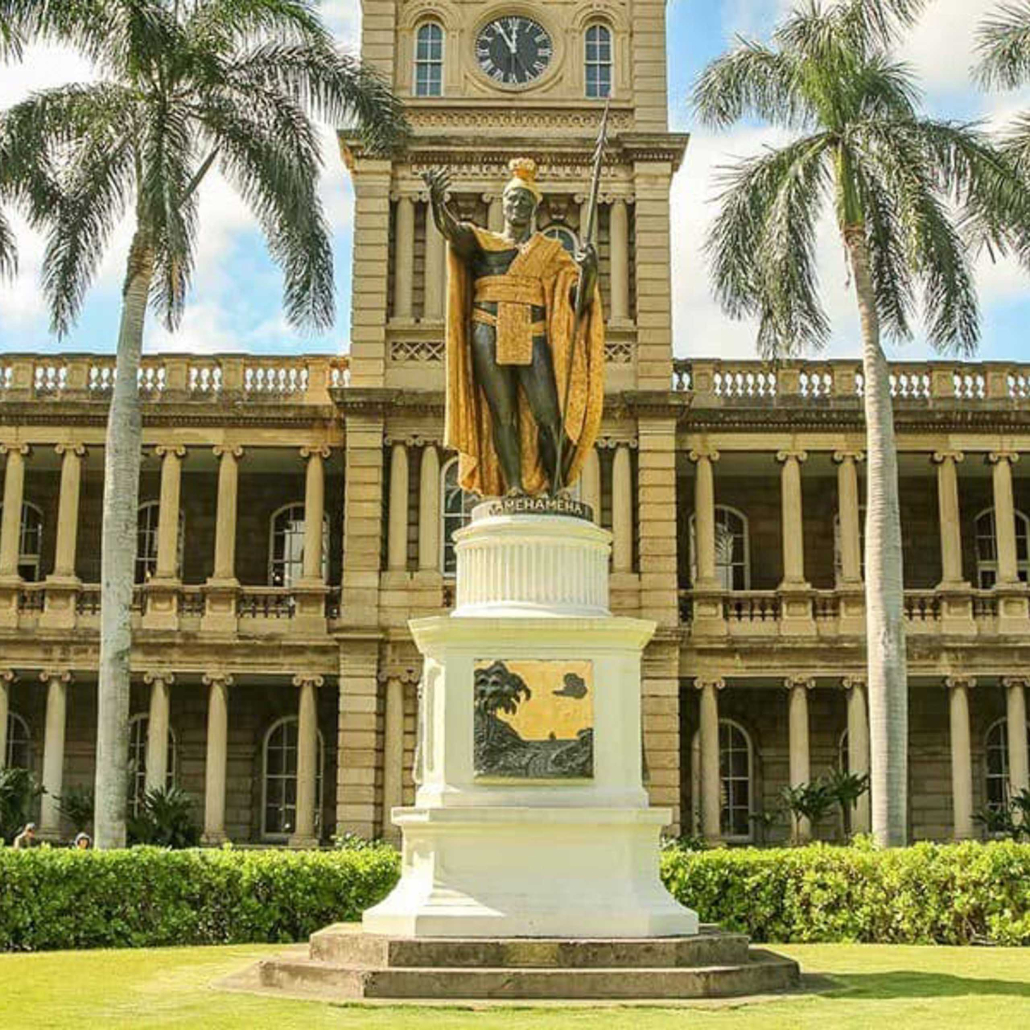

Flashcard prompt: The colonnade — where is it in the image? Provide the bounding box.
[388,194,633,325]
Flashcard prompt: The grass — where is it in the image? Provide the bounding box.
[1,940,1029,1028]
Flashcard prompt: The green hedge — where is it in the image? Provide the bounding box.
[661,839,1030,946]
[0,845,400,952]
[3,840,1029,951]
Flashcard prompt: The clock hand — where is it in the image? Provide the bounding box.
[496,23,516,53]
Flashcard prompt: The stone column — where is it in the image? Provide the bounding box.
[154,445,185,579]
[211,445,242,582]
[40,670,71,839]
[387,441,409,572]
[290,674,323,847]
[382,674,405,844]
[0,669,13,769]
[52,444,85,578]
[581,448,601,524]
[609,198,630,323]
[418,444,441,572]
[695,677,724,844]
[202,673,233,844]
[0,444,29,581]
[843,676,871,834]
[300,446,329,583]
[946,675,976,839]
[777,451,808,586]
[1003,677,1030,800]
[486,195,504,233]
[144,672,173,793]
[834,450,864,584]
[423,201,445,321]
[688,448,725,636]
[392,195,415,320]
[777,450,814,634]
[786,676,814,841]
[933,451,966,585]
[41,444,87,629]
[611,444,633,573]
[988,452,1027,631]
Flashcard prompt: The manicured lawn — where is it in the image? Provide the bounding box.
[1,941,1029,1028]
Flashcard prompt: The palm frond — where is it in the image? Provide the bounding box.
[975,1,1030,90]
[227,42,408,153]
[0,209,16,280]
[706,133,834,358]
[199,93,333,329]
[186,0,331,52]
[693,41,808,130]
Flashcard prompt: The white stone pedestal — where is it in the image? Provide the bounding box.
[363,505,697,938]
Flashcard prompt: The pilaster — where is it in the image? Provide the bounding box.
[202,445,243,634]
[688,447,725,637]
[342,415,385,624]
[776,450,815,636]
[41,444,86,630]
[0,444,29,627]
[143,444,186,631]
[337,642,381,838]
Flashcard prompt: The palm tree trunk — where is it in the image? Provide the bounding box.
[844,225,909,848]
[94,228,153,850]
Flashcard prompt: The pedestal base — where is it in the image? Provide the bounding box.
[238,924,800,1001]
[363,806,697,938]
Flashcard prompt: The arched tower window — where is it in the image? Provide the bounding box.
[688,505,750,590]
[985,717,1030,810]
[837,727,849,774]
[262,716,325,840]
[0,501,44,582]
[690,718,754,842]
[135,501,185,583]
[127,713,177,817]
[5,711,31,769]
[440,457,475,576]
[415,22,444,97]
[268,504,329,588]
[585,23,612,98]
[974,508,1030,588]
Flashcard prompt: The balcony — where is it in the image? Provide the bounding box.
[0,354,350,407]
[678,585,1025,640]
[672,357,1030,407]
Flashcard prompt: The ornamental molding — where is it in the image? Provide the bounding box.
[932,450,964,464]
[377,666,422,686]
[39,669,73,684]
[784,676,816,691]
[54,443,86,458]
[1002,676,1030,689]
[405,108,636,133]
[292,674,325,689]
[841,676,866,692]
[833,450,865,464]
[944,675,976,690]
[693,677,726,691]
[143,671,175,686]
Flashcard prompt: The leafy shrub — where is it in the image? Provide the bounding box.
[127,787,199,848]
[0,768,42,844]
[661,839,1030,946]
[975,789,1030,842]
[0,844,401,952]
[56,786,94,835]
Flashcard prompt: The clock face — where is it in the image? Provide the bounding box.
[476,16,553,87]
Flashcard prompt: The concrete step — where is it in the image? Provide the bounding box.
[309,923,751,969]
[257,949,800,1001]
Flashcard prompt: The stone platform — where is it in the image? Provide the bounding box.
[243,924,800,1001]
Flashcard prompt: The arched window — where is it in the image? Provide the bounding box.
[268,504,330,587]
[542,224,578,255]
[262,716,325,840]
[0,501,44,582]
[688,505,750,590]
[690,718,754,842]
[833,505,866,584]
[414,22,444,96]
[441,457,475,576]
[5,712,31,769]
[135,501,185,583]
[975,508,1030,588]
[585,23,612,98]
[838,728,849,774]
[985,717,1030,810]
[126,713,177,818]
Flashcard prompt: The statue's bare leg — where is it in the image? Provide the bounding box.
[518,335,572,490]
[471,323,523,492]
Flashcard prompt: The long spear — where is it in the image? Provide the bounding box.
[554,96,611,495]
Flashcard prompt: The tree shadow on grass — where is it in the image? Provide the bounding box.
[831,971,1030,1001]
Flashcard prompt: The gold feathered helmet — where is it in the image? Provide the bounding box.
[502,157,542,203]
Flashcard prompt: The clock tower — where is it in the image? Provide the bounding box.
[336,2,689,838]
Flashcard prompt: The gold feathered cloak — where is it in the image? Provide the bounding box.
[445,227,605,497]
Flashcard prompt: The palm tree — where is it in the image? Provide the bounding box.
[693,0,1030,847]
[977,3,1030,160]
[0,0,406,848]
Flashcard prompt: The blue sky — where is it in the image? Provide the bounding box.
[0,0,1028,362]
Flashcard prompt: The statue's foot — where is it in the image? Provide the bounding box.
[505,486,528,499]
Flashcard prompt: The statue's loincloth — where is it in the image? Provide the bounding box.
[472,274,547,365]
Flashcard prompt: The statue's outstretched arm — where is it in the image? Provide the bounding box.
[571,241,599,317]
[422,169,478,259]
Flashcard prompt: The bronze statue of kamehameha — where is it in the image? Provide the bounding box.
[424,146,607,499]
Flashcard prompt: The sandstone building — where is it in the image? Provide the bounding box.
[0,1,1028,847]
